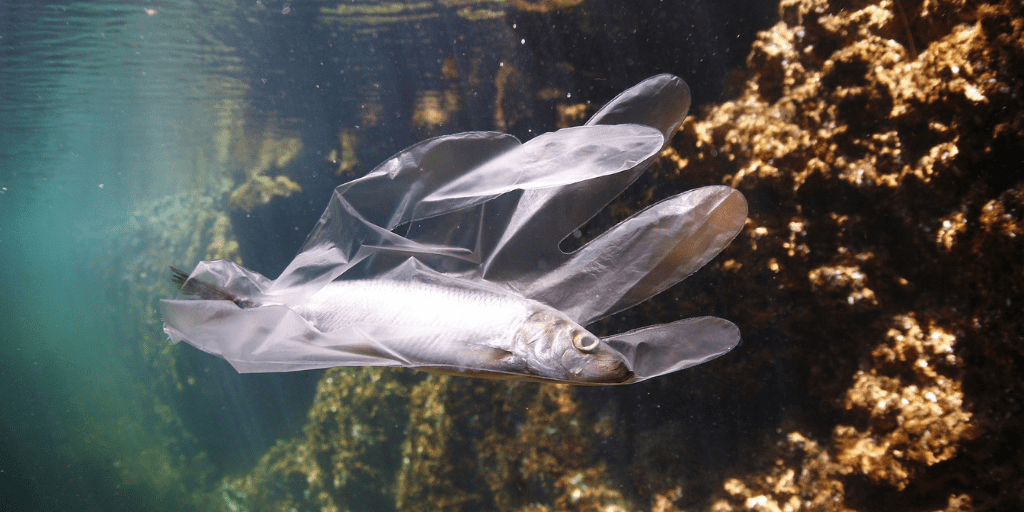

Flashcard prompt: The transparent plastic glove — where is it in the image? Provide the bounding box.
[161,75,747,383]
[267,123,664,305]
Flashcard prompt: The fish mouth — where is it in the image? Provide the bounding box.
[565,355,634,384]
[597,359,634,384]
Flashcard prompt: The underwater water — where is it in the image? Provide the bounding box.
[0,2,249,509]
[4,0,1021,511]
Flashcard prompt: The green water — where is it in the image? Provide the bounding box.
[1,2,243,509]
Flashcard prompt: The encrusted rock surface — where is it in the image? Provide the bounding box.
[653,0,1022,509]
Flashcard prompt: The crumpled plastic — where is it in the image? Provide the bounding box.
[161,74,748,383]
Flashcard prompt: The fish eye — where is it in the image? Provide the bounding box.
[572,331,600,352]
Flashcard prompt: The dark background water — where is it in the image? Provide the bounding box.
[0,1,777,509]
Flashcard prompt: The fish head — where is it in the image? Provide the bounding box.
[517,307,633,384]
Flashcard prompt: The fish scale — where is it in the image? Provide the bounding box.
[294,279,528,336]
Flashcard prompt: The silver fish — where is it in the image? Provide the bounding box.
[296,279,633,383]
[161,74,747,384]
[172,268,631,383]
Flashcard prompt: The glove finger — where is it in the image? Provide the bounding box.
[520,186,747,324]
[603,316,740,382]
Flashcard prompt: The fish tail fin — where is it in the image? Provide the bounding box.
[170,266,254,308]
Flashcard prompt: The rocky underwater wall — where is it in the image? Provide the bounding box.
[659,0,1023,509]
